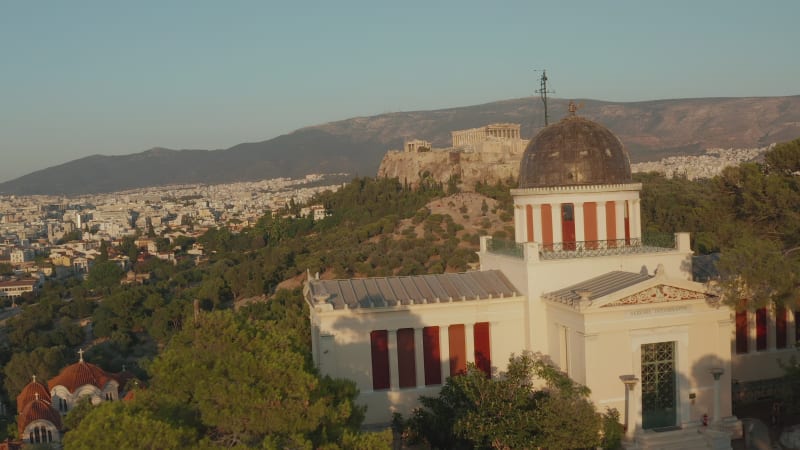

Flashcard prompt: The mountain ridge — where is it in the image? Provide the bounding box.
[2,95,799,195]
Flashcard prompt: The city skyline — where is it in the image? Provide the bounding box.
[2,0,799,183]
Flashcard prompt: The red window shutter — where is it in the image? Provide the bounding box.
[541,205,553,251]
[370,330,390,390]
[583,202,598,248]
[448,324,466,376]
[756,308,767,351]
[474,322,491,378]
[397,328,416,388]
[735,310,748,354]
[423,326,442,386]
[776,306,787,349]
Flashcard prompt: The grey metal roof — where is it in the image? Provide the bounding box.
[542,271,652,307]
[306,270,520,310]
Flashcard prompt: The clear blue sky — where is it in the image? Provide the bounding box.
[1,1,798,183]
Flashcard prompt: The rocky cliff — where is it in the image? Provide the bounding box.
[378,137,527,189]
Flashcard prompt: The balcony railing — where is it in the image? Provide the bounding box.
[486,232,676,261]
[540,234,676,260]
[487,238,524,259]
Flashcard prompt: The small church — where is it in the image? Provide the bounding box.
[10,350,133,448]
[304,111,761,448]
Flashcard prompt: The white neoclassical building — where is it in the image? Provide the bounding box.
[306,113,748,448]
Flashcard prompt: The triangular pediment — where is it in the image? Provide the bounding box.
[600,284,711,308]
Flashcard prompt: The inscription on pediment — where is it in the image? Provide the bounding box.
[601,285,709,307]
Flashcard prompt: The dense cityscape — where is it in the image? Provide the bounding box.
[0,145,765,296]
[0,174,344,304]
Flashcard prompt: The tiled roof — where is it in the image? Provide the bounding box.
[17,398,62,437]
[16,380,50,414]
[48,361,113,393]
[307,270,519,310]
[543,271,652,307]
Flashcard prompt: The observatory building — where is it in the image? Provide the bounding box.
[306,112,742,448]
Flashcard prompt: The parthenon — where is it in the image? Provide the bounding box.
[451,123,521,147]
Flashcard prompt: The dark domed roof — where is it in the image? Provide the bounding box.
[519,116,631,188]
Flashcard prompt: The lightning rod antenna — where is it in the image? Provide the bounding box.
[534,69,555,126]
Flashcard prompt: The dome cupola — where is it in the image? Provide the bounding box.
[519,114,631,188]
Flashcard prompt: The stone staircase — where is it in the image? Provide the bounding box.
[623,421,740,450]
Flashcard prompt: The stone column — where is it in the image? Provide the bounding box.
[532,204,543,243]
[574,202,585,243]
[415,328,425,388]
[748,310,757,353]
[710,368,724,423]
[788,310,797,348]
[768,306,777,351]
[597,202,607,243]
[552,204,563,246]
[388,329,399,390]
[515,205,526,242]
[440,326,450,380]
[465,323,475,365]
[614,200,626,241]
[631,380,642,436]
[632,198,642,240]
[620,376,639,439]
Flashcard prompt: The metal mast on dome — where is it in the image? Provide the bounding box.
[535,69,555,126]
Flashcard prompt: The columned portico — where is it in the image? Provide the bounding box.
[512,185,643,248]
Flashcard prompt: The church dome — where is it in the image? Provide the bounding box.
[16,377,51,413]
[48,360,113,393]
[518,115,631,188]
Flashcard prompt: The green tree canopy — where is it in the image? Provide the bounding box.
[145,308,368,448]
[86,260,124,292]
[406,352,616,450]
[63,401,204,450]
[3,346,67,398]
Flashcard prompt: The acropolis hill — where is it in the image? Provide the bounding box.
[378,121,772,188]
[378,123,528,188]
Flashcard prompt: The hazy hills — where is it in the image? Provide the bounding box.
[2,95,799,196]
